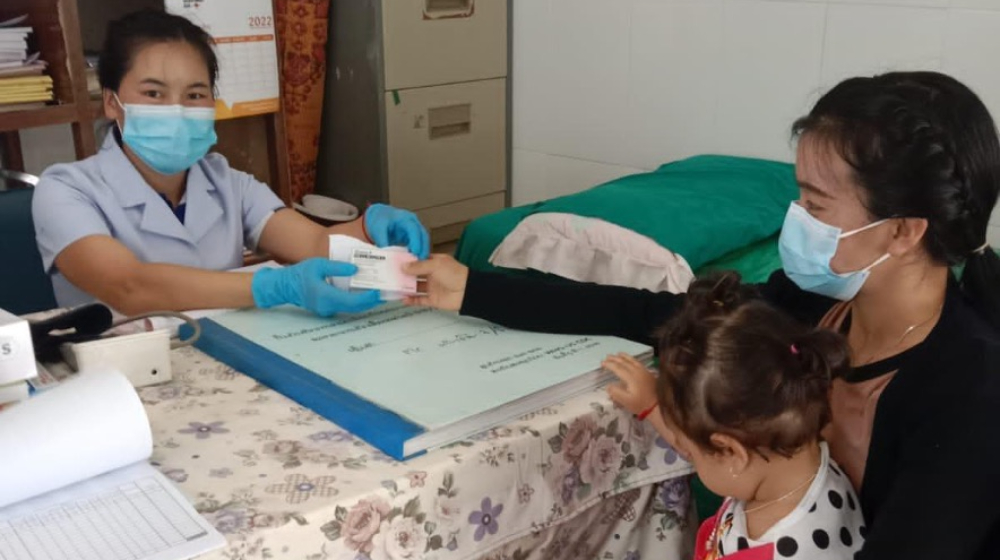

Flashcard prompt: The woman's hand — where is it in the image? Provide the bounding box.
[252,258,382,317]
[603,353,658,416]
[402,254,469,312]
[364,204,430,259]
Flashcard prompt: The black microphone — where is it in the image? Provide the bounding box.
[30,303,114,363]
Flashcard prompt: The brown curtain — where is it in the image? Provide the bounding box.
[274,0,331,203]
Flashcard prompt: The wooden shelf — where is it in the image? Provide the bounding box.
[0,105,80,133]
[90,98,105,120]
[0,0,96,159]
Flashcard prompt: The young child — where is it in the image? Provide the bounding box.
[605,272,864,559]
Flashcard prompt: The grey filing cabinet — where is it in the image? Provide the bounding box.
[316,0,510,243]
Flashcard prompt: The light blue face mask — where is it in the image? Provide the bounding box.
[114,94,217,175]
[778,202,891,301]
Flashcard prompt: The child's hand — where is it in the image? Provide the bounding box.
[603,353,658,416]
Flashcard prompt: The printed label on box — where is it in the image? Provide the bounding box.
[349,248,419,294]
[0,337,16,361]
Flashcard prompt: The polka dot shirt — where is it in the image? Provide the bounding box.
[696,443,865,560]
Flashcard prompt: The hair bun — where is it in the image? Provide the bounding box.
[789,329,850,383]
[774,329,849,422]
[684,272,758,319]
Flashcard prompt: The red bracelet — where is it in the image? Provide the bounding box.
[637,402,659,421]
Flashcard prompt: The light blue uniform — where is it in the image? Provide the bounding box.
[33,133,286,307]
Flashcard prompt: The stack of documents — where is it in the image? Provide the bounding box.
[0,15,52,111]
[0,370,226,559]
[0,380,28,409]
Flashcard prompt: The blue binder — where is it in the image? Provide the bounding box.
[187,319,425,460]
[182,305,650,461]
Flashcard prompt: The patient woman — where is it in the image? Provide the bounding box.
[32,9,428,316]
[405,71,1000,559]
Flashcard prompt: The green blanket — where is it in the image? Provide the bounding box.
[456,154,794,278]
[695,234,781,284]
[527,156,795,269]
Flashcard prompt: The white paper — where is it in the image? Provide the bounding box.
[0,381,28,405]
[0,463,225,560]
[0,369,152,509]
[0,15,28,28]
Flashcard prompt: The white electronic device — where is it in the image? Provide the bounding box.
[60,329,172,388]
[0,308,36,385]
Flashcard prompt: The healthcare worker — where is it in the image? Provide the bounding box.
[406,72,1000,560]
[32,9,428,317]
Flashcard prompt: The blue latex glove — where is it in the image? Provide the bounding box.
[364,203,430,259]
[251,258,382,317]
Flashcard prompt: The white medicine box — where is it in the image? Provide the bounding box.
[0,308,36,384]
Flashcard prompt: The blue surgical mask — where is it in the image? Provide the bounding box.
[114,94,217,175]
[778,202,891,301]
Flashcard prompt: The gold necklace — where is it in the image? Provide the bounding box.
[854,304,943,366]
[742,473,817,516]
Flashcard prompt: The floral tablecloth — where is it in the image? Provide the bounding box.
[138,346,696,560]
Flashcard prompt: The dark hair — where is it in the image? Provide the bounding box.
[98,9,219,92]
[792,71,1000,330]
[657,272,849,457]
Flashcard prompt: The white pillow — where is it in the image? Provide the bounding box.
[489,213,693,294]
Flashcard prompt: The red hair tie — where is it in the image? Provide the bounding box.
[790,344,799,355]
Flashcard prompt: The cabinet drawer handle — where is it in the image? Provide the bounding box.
[428,103,472,139]
[424,0,474,18]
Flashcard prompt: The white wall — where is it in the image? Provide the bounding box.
[18,125,78,176]
[510,0,1000,245]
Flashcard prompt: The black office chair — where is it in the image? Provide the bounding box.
[0,169,58,314]
[0,169,38,188]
